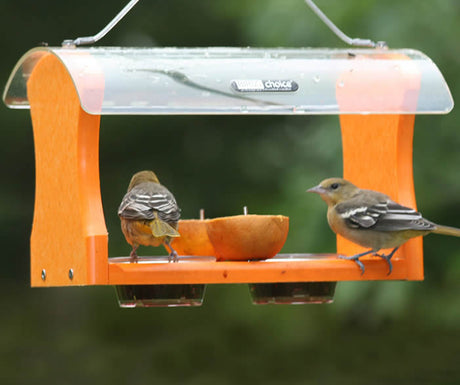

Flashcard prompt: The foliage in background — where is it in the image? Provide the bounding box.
[0,1,459,383]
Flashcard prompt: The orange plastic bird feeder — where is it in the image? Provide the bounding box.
[3,47,453,289]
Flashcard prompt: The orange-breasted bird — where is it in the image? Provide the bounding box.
[118,170,181,262]
[308,178,460,274]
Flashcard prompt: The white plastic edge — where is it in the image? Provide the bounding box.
[3,46,454,115]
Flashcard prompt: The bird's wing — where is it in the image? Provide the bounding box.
[336,196,436,232]
[118,182,181,223]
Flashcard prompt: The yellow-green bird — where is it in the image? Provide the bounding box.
[118,170,181,262]
[308,177,460,274]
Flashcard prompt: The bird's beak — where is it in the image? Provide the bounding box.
[307,185,326,195]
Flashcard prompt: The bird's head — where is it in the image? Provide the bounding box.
[307,178,359,206]
[128,170,160,191]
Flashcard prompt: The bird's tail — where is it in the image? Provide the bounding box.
[150,218,180,238]
[433,224,460,237]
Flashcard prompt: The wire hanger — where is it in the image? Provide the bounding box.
[304,0,387,48]
[62,0,140,47]
[62,0,387,48]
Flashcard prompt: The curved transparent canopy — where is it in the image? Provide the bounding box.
[3,46,453,115]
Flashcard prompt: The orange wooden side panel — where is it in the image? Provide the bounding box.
[337,52,423,280]
[27,54,108,286]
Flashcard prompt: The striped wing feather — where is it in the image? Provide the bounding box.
[118,182,181,223]
[336,192,436,232]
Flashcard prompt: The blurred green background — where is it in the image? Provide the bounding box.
[1,0,459,383]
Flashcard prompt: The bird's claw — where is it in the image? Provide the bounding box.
[164,241,179,263]
[339,246,398,275]
[129,249,139,263]
[338,254,366,275]
[354,259,365,275]
[168,249,179,263]
[374,253,393,275]
[374,247,398,275]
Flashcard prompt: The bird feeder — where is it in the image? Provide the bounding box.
[3,45,453,305]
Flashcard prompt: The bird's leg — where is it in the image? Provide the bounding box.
[374,247,399,275]
[338,249,375,275]
[164,241,179,263]
[130,245,139,263]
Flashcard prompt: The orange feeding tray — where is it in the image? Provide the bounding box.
[2,47,453,289]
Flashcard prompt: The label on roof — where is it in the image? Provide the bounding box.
[231,79,299,92]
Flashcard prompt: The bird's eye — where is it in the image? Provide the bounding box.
[330,183,339,190]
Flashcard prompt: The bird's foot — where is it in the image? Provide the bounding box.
[374,247,399,275]
[338,254,366,275]
[129,249,139,263]
[168,249,179,263]
[338,249,375,275]
[164,241,179,263]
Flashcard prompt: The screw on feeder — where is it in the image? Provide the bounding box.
[68,269,74,280]
[41,269,46,281]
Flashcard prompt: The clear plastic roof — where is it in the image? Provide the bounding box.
[3,47,453,115]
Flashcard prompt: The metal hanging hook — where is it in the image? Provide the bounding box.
[304,0,387,48]
[61,0,386,48]
[62,0,140,47]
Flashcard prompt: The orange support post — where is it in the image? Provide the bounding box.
[339,115,423,280]
[337,53,423,280]
[27,54,108,286]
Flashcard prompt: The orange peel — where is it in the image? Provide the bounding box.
[171,219,215,256]
[206,215,289,261]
